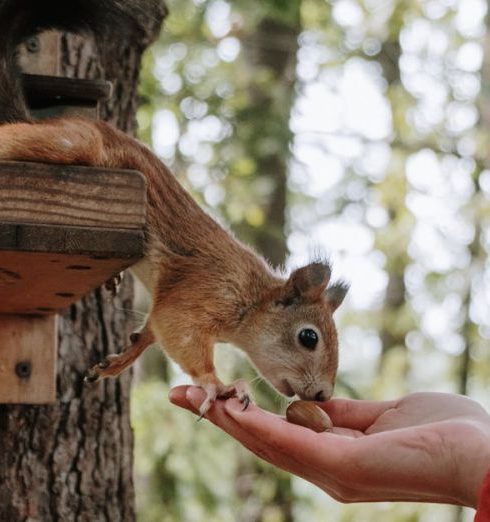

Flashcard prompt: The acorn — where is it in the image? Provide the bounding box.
[286,400,333,433]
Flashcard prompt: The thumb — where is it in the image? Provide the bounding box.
[321,398,398,431]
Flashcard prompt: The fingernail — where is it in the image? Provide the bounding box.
[168,388,178,404]
[186,387,204,409]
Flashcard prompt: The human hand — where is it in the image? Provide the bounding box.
[169,386,490,508]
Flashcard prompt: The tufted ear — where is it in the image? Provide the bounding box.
[280,262,331,305]
[326,281,349,312]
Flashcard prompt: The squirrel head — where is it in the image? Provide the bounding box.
[237,261,348,401]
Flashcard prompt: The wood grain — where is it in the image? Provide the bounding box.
[0,161,147,313]
[0,223,145,256]
[0,314,57,403]
[0,160,146,230]
[17,31,60,76]
[0,249,143,313]
[23,73,112,103]
[22,72,112,119]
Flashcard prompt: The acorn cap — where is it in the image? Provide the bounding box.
[286,400,333,433]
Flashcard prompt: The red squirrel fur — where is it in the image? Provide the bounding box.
[0,118,348,414]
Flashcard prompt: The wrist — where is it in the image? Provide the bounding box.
[459,420,490,508]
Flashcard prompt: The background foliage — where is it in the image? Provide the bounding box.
[131,0,490,520]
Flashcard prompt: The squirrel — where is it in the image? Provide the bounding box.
[0,0,348,416]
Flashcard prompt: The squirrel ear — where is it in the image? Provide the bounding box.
[326,281,349,312]
[282,262,331,304]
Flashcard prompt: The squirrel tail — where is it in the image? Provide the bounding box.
[0,0,166,122]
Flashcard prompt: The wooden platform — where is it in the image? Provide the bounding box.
[0,160,147,314]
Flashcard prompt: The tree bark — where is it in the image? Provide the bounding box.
[375,22,412,384]
[233,14,300,522]
[0,7,165,521]
[237,17,299,268]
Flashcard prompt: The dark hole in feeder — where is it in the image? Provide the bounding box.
[37,307,54,312]
[50,259,61,263]
[15,361,32,379]
[66,265,92,270]
[55,292,75,298]
[25,36,40,54]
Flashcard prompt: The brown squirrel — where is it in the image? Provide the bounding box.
[0,1,348,416]
[0,118,347,415]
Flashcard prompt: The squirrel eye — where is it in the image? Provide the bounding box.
[298,328,318,350]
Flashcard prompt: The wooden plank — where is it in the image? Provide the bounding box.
[22,74,112,119]
[0,223,145,257]
[30,104,98,120]
[0,161,146,313]
[23,74,113,103]
[0,249,143,314]
[0,314,57,403]
[17,32,60,76]
[0,161,147,230]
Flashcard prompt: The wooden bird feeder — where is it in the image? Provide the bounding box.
[0,31,147,404]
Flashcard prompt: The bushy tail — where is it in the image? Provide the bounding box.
[0,0,166,122]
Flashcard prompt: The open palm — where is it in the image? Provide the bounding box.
[170,387,490,508]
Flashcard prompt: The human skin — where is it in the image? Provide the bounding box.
[169,386,490,508]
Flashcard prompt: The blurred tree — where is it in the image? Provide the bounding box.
[373,1,414,395]
[133,1,490,521]
[135,1,302,521]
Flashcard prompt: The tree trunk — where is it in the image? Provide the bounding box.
[374,19,412,389]
[0,7,165,521]
[234,13,300,522]
[451,14,490,522]
[236,16,299,268]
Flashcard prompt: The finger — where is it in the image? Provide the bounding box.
[168,385,194,411]
[176,387,318,477]
[174,386,352,466]
[222,396,354,469]
[170,386,366,500]
[320,398,399,431]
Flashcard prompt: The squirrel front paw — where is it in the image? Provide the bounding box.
[197,379,252,420]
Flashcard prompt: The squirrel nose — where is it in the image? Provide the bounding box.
[298,384,333,402]
[314,390,326,402]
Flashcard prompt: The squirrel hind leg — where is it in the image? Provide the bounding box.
[84,325,155,383]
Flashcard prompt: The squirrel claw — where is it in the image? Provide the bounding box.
[84,356,115,383]
[195,379,253,419]
[104,272,124,298]
[240,394,250,411]
[84,370,100,384]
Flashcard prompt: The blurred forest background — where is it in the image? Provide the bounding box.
[129,0,490,520]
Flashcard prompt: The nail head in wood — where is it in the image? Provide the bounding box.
[25,36,40,54]
[15,360,32,379]
[0,315,57,403]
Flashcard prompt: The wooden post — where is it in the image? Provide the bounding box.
[0,315,57,403]
[0,32,62,404]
